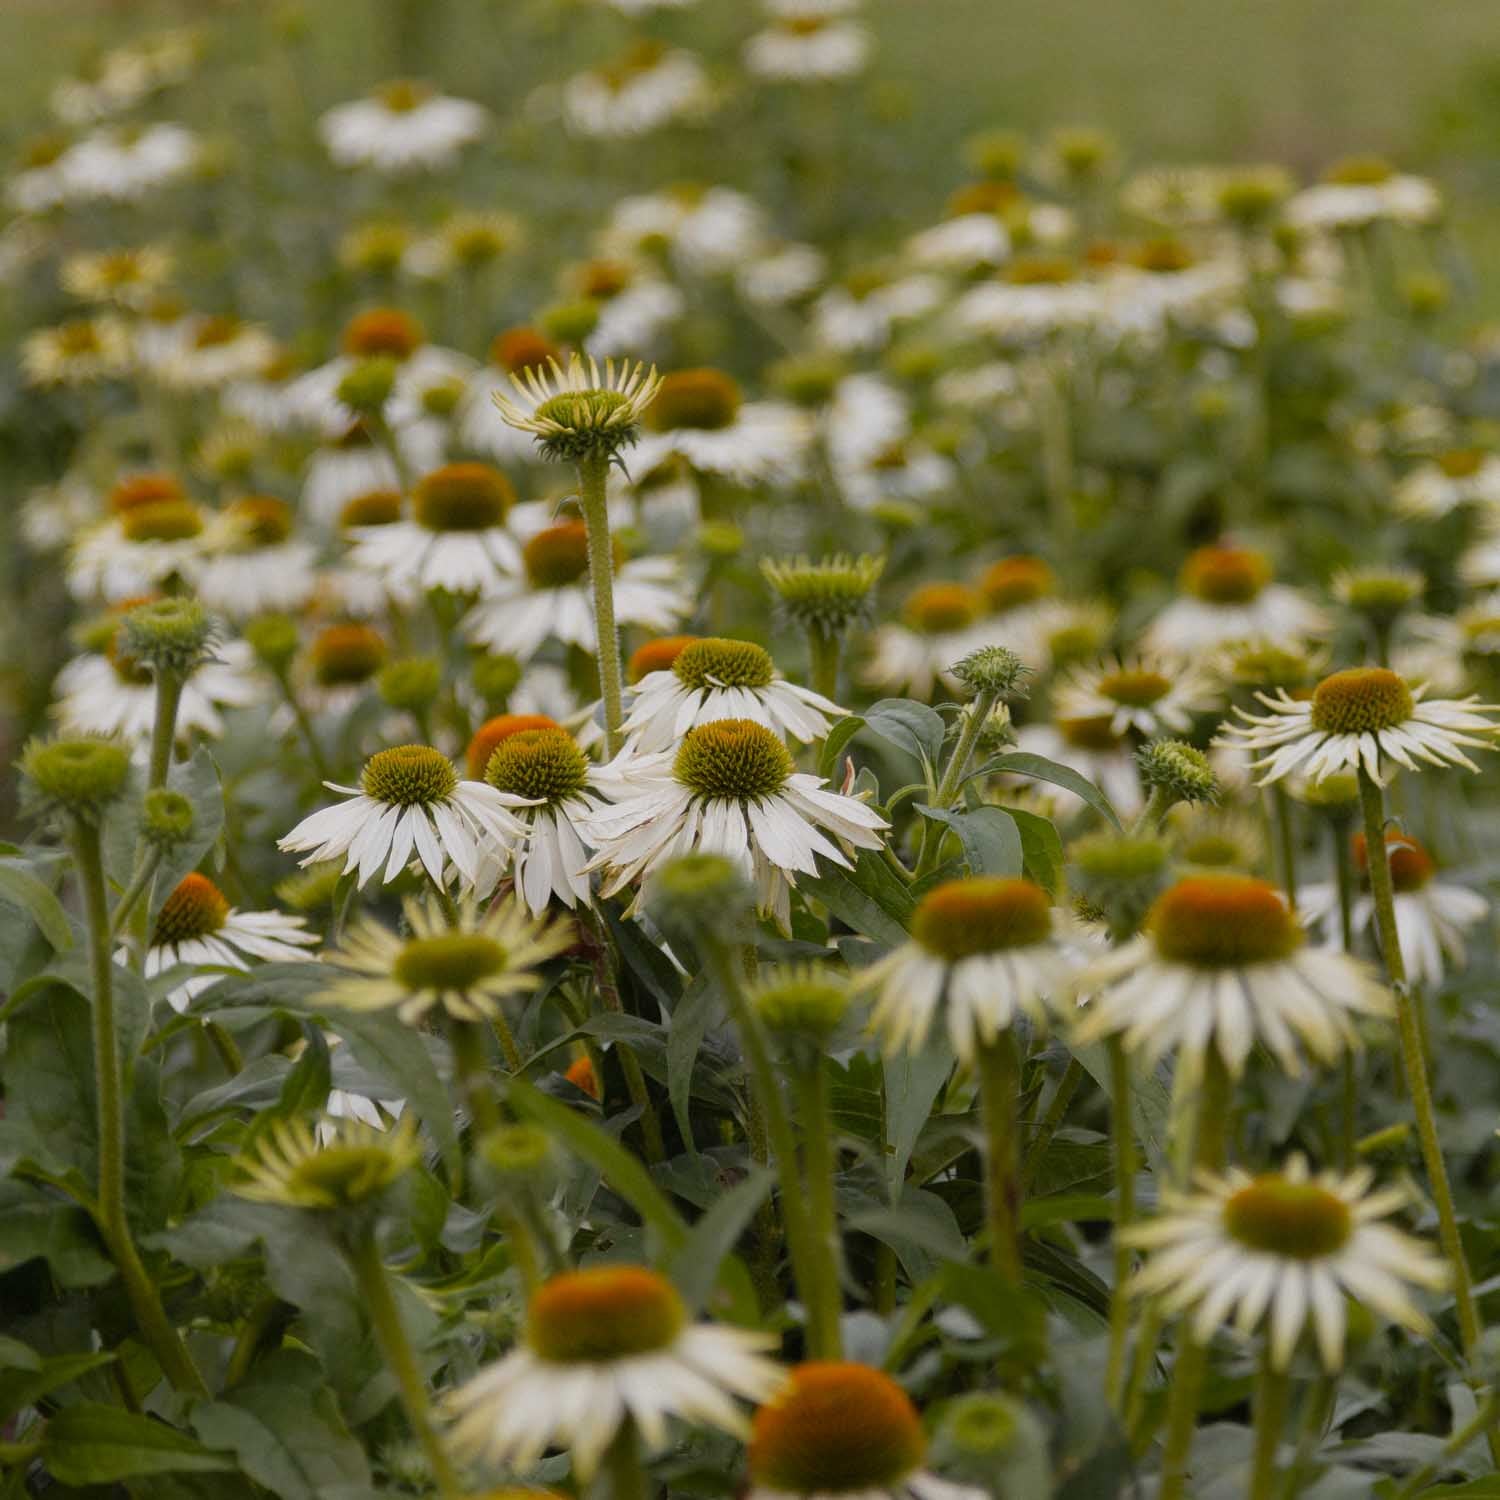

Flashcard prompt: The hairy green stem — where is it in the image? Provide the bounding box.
[147,671,185,792]
[976,1033,1023,1283]
[793,1055,845,1359]
[915,688,998,877]
[1106,1037,1137,1412]
[1278,1375,1339,1500]
[108,846,162,937]
[577,452,625,758]
[1271,784,1298,907]
[1249,1360,1292,1500]
[807,628,841,702]
[603,1418,648,1500]
[450,1018,501,1134]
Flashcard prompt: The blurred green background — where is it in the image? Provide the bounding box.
[6,0,1500,303]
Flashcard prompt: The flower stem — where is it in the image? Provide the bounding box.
[1278,1375,1338,1500]
[1022,1055,1084,1189]
[1248,1359,1292,1500]
[1356,766,1490,1401]
[450,1018,501,1134]
[1271,783,1298,908]
[576,452,625,758]
[1106,1036,1137,1412]
[976,1032,1023,1283]
[1132,784,1175,834]
[147,670,185,792]
[793,1054,845,1359]
[72,819,207,1398]
[272,668,331,785]
[109,845,162,937]
[1388,1390,1500,1500]
[915,688,998,877]
[347,1235,462,1500]
[602,1418,649,1500]
[807,627,840,702]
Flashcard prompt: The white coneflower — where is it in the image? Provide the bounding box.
[952,256,1104,344]
[738,241,828,307]
[443,1265,783,1479]
[629,368,811,485]
[60,122,197,202]
[53,632,261,746]
[836,436,955,513]
[1218,666,1500,786]
[492,352,662,458]
[195,496,318,620]
[858,877,1091,1062]
[1144,543,1329,655]
[1052,652,1218,739]
[1285,158,1441,234]
[19,476,98,552]
[463,519,689,661]
[1074,873,1393,1075]
[561,259,687,359]
[22,316,132,388]
[277,743,534,890]
[863,583,988,700]
[1127,1157,1447,1369]
[318,893,570,1024]
[319,80,486,173]
[61,245,174,309]
[744,11,873,83]
[812,273,944,354]
[157,313,277,391]
[562,41,712,138]
[67,488,207,603]
[474,719,626,913]
[1301,831,1488,989]
[345,462,520,602]
[747,1362,984,1500]
[301,424,403,528]
[1394,447,1500,519]
[583,717,888,930]
[623,637,843,752]
[603,186,767,276]
[144,873,316,1013]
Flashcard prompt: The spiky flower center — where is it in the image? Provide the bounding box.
[225,495,294,547]
[523,522,594,589]
[342,308,424,360]
[339,489,403,529]
[110,472,184,514]
[120,499,203,543]
[361,745,457,807]
[1098,667,1171,707]
[491,326,558,375]
[466,713,561,780]
[1309,668,1414,735]
[527,1267,686,1363]
[532,388,633,435]
[1181,545,1271,604]
[1352,832,1435,893]
[902,583,983,635]
[673,638,775,691]
[393,933,507,992]
[761,554,884,633]
[1150,875,1301,967]
[753,968,849,1038]
[911,877,1052,961]
[674,719,793,800]
[1224,1176,1352,1259]
[749,1363,927,1493]
[981,556,1056,610]
[629,634,699,683]
[153,873,230,946]
[292,1145,408,1207]
[1438,447,1485,479]
[647,368,744,432]
[311,624,386,686]
[1339,570,1422,614]
[485,727,589,805]
[1057,714,1123,752]
[412,462,514,532]
[1179,832,1245,868]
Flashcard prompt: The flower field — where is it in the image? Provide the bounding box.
[5,2,1500,1497]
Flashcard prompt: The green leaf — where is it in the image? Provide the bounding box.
[1021,1193,1114,1230]
[801,850,913,946]
[818,713,867,778]
[667,973,717,1152]
[1006,806,1065,895]
[1071,1041,1171,1172]
[0,1350,116,1420]
[914,803,1023,877]
[43,1405,234,1484]
[0,1181,114,1287]
[0,860,72,952]
[883,1045,952,1202]
[192,1350,372,1500]
[668,1165,774,1313]
[979,752,1123,831]
[939,1260,1048,1365]
[0,1337,40,1372]
[506,1074,688,1252]
[861,698,946,768]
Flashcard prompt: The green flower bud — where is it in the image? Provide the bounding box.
[933,1392,1050,1494]
[478,1123,557,1192]
[950,644,1031,701]
[471,651,523,706]
[336,355,398,416]
[378,656,443,713]
[645,853,755,949]
[1069,830,1171,940]
[20,736,132,821]
[245,613,300,672]
[141,788,195,850]
[275,860,342,913]
[1137,738,1218,805]
[761,553,885,640]
[751,964,851,1043]
[119,597,216,679]
[538,298,600,347]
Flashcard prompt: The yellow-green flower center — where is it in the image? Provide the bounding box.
[153,873,230,946]
[1097,667,1171,708]
[1057,714,1124,752]
[981,555,1056,611]
[120,499,203,543]
[1309,668,1414,735]
[527,1267,686,1363]
[902,583,983,635]
[674,719,793,800]
[342,308,424,360]
[393,933,507,992]
[1150,875,1302,967]
[412,462,514,532]
[377,79,433,113]
[522,522,594,589]
[485,727,589,805]
[225,495,294,548]
[673,638,775,691]
[1004,254,1077,285]
[911,876,1053,961]
[1437,447,1485,479]
[110,472,184,514]
[647,368,743,432]
[749,1363,927,1493]
[1324,154,1393,186]
[532,388,633,434]
[361,745,457,807]
[1223,1176,1352,1259]
[1181,545,1271,604]
[339,489,403,529]
[310,624,387,686]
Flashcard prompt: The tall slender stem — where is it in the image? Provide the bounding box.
[793,1056,845,1359]
[1356,767,1488,1391]
[1022,1055,1084,1189]
[347,1236,462,1500]
[72,820,207,1397]
[1271,784,1298,908]
[915,688,998,877]
[1331,818,1358,1167]
[602,1419,648,1500]
[1106,1037,1137,1411]
[807,628,840,702]
[109,846,162,937]
[273,668,331,784]
[576,452,625,758]
[976,1033,1023,1283]
[1248,1360,1292,1500]
[1388,1391,1500,1500]
[147,671,185,792]
[450,1019,501,1135]
[1278,1375,1338,1500]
